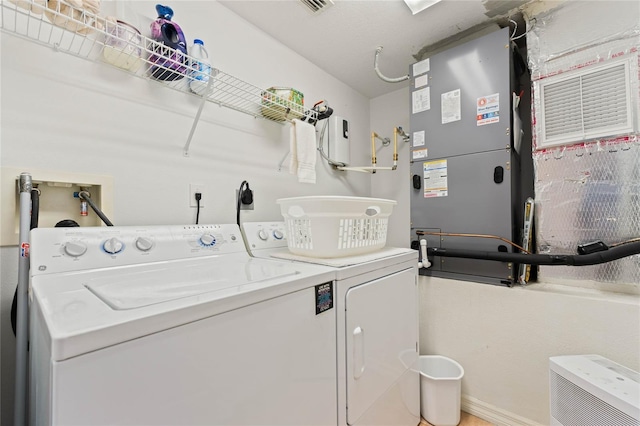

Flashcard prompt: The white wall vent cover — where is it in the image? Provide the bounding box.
[299,0,334,13]
[549,354,640,426]
[538,57,637,150]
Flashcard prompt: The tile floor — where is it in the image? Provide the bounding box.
[420,411,494,425]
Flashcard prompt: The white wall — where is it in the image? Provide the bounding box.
[420,278,640,424]
[0,1,372,422]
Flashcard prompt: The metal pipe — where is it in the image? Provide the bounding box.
[337,129,399,173]
[392,127,400,170]
[417,230,531,254]
[396,126,409,142]
[371,132,377,167]
[393,128,398,161]
[14,172,32,426]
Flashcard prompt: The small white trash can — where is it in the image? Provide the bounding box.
[419,355,464,426]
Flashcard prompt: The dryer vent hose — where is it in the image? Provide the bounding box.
[427,240,640,266]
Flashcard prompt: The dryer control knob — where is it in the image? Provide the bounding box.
[258,230,269,241]
[135,237,154,252]
[103,237,124,254]
[273,230,284,240]
[199,234,216,247]
[63,241,87,257]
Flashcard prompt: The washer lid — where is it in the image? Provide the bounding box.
[32,255,335,361]
[85,258,298,310]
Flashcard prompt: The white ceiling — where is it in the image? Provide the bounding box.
[218,0,530,99]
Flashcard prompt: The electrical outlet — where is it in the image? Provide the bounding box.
[190,184,205,208]
[236,189,254,210]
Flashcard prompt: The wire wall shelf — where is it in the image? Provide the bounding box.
[1,0,316,154]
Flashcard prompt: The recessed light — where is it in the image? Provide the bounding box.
[403,0,443,15]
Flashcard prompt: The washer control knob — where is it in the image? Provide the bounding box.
[63,241,87,257]
[135,237,154,252]
[103,237,124,254]
[199,234,216,247]
[273,229,284,240]
[258,230,269,241]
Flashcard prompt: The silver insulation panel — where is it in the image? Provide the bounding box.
[533,143,640,288]
[527,1,640,288]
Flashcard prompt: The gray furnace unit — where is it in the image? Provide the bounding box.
[409,27,532,286]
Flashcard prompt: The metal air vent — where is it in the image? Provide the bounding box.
[538,57,636,149]
[299,0,334,13]
[549,355,640,426]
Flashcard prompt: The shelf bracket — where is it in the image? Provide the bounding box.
[1,0,318,146]
[183,75,216,157]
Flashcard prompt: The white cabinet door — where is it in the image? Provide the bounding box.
[345,268,418,424]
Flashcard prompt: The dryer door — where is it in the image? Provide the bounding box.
[345,267,418,424]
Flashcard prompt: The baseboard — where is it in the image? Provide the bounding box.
[461,394,543,426]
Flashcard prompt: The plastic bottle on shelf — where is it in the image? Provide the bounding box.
[149,4,188,81]
[189,39,212,96]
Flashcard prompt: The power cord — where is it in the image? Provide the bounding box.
[195,192,202,224]
[236,180,253,227]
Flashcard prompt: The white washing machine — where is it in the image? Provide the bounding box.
[28,224,338,426]
[242,222,421,426]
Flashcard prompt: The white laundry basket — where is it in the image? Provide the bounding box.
[276,196,396,258]
[419,355,464,426]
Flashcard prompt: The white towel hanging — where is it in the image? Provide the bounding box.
[289,119,317,184]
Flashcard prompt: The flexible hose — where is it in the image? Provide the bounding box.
[30,188,39,230]
[374,46,409,83]
[427,241,640,266]
[78,191,113,226]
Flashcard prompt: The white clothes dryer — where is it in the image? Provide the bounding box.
[29,224,338,426]
[242,222,421,426]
